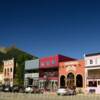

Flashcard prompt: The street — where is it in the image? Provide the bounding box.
[0,93,100,100]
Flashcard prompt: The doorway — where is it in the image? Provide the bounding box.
[67,73,74,88]
[76,74,83,87]
[60,75,65,88]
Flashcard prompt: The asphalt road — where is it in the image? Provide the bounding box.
[0,92,100,100]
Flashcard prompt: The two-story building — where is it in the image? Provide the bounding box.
[39,55,75,91]
[0,73,3,84]
[3,59,14,86]
[59,60,85,92]
[84,53,100,94]
[24,59,39,87]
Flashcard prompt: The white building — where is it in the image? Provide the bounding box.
[24,59,39,87]
[84,53,100,94]
[0,73,3,84]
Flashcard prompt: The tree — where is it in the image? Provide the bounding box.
[14,54,33,85]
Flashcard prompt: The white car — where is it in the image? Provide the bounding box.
[57,88,76,96]
[56,88,67,95]
[25,86,33,93]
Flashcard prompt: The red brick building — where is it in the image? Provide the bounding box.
[59,60,85,92]
[39,54,75,91]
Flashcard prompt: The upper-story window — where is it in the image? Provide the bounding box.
[4,68,6,76]
[46,61,50,65]
[41,62,45,66]
[7,68,9,76]
[52,60,56,64]
[95,59,97,64]
[90,59,93,64]
[10,68,12,72]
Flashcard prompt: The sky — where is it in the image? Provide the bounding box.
[0,0,100,58]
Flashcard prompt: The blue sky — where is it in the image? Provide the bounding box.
[0,0,100,58]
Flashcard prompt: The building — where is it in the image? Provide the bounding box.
[59,60,85,92]
[0,72,3,84]
[39,54,75,91]
[1,46,37,86]
[84,53,100,94]
[24,59,39,87]
[3,59,14,86]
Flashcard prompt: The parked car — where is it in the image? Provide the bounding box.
[12,85,19,93]
[0,85,4,92]
[32,87,44,94]
[19,86,25,93]
[57,88,76,96]
[3,85,12,92]
[12,85,25,93]
[25,86,33,93]
[57,88,67,95]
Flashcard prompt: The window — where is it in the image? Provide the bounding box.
[52,60,55,64]
[10,68,12,72]
[4,69,6,76]
[46,61,50,65]
[88,81,97,87]
[98,81,100,85]
[95,59,97,64]
[90,60,93,64]
[41,62,45,66]
[7,68,9,76]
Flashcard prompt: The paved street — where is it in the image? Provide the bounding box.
[0,93,100,100]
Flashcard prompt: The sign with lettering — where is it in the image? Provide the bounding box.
[66,65,76,72]
[25,73,39,78]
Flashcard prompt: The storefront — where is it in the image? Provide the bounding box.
[39,55,75,91]
[39,66,58,91]
[39,77,58,91]
[59,60,85,92]
[85,53,100,94]
[24,73,39,87]
[24,59,39,87]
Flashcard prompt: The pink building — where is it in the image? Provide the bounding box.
[85,53,100,94]
[3,59,14,86]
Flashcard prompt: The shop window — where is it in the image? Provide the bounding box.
[98,81,100,85]
[90,60,93,64]
[88,81,97,87]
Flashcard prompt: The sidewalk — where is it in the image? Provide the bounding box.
[43,91,56,95]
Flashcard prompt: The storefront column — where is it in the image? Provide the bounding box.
[59,75,61,88]
[85,69,88,88]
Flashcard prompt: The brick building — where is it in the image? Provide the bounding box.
[59,60,85,92]
[39,54,75,91]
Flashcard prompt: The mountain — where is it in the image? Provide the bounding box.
[0,46,38,72]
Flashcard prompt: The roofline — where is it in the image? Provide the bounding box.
[39,54,76,59]
[85,52,100,57]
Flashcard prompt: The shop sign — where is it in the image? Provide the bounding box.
[66,65,76,72]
